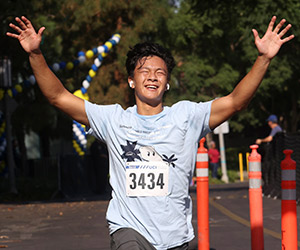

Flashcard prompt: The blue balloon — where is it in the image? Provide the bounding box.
[103,45,109,53]
[86,75,92,83]
[98,54,103,61]
[12,88,17,96]
[78,51,85,57]
[79,126,85,133]
[109,39,117,45]
[81,87,87,94]
[91,64,98,71]
[92,47,98,54]
[59,61,66,69]
[73,120,80,127]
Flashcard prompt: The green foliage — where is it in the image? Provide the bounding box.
[1,0,300,159]
[1,0,175,155]
[208,169,240,184]
[166,0,300,132]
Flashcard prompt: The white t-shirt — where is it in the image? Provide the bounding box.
[85,100,212,250]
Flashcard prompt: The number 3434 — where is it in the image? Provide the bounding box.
[128,172,165,190]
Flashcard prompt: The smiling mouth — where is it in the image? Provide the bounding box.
[145,84,158,90]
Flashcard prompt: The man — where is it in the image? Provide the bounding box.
[208,141,220,179]
[7,16,293,250]
[256,114,283,144]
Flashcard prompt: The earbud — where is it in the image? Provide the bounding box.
[166,83,170,90]
[129,81,134,88]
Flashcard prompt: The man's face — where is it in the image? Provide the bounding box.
[268,121,273,128]
[129,56,168,107]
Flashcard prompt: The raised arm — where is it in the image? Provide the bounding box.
[209,16,294,130]
[6,16,89,126]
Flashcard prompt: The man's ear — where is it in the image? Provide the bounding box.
[128,78,135,88]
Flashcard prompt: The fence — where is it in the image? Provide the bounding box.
[7,153,110,200]
[260,132,300,202]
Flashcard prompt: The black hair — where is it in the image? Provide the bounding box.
[125,42,176,81]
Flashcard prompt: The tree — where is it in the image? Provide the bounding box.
[1,0,176,161]
[166,0,300,134]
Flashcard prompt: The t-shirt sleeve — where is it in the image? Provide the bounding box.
[190,101,213,141]
[182,100,213,142]
[270,126,282,137]
[84,100,118,141]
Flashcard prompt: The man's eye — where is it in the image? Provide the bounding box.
[157,71,166,75]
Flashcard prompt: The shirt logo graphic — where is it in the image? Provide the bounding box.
[121,140,177,167]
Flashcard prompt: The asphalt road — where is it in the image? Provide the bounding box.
[0,182,299,249]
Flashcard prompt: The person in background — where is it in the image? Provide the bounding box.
[256,114,282,145]
[208,141,220,179]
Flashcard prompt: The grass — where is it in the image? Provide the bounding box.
[208,169,241,184]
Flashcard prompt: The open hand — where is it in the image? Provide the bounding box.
[255,139,262,145]
[6,16,45,54]
[252,16,294,60]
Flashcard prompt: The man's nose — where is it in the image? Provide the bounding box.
[147,71,158,81]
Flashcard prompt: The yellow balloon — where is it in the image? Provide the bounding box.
[89,69,96,78]
[86,50,94,59]
[101,52,108,58]
[15,84,23,93]
[114,34,121,38]
[105,41,113,50]
[73,89,89,101]
[7,89,12,97]
[66,62,74,70]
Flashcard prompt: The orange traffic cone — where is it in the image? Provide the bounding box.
[281,149,297,250]
[248,144,264,250]
[196,137,209,250]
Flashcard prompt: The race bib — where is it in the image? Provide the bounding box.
[126,161,169,197]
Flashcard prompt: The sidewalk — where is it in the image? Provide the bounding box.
[0,182,298,249]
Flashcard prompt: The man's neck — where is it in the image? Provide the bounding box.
[136,101,163,116]
[270,123,278,129]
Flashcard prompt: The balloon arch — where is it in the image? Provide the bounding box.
[0,33,121,167]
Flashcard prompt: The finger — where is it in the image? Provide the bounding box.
[6,32,19,39]
[21,16,34,29]
[267,16,277,32]
[38,27,46,36]
[273,19,286,34]
[9,23,23,34]
[252,29,260,41]
[278,23,292,38]
[15,17,27,30]
[281,34,295,43]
